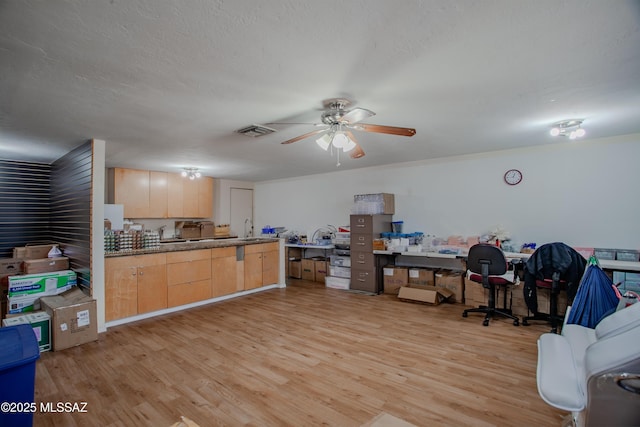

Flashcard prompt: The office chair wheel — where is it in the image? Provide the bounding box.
[482,319,489,326]
[513,319,520,326]
[462,312,468,318]
[522,319,530,326]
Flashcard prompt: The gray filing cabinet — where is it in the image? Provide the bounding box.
[350,214,392,293]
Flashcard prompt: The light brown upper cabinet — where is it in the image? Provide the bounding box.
[111,167,213,219]
[167,172,213,218]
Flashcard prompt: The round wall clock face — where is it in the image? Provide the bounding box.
[504,169,523,185]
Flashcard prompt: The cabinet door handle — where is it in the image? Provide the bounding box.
[139,271,144,276]
[357,260,365,264]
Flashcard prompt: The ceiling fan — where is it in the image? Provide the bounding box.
[273,98,416,165]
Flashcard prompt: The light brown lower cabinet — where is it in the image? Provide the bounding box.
[105,253,167,321]
[211,246,238,297]
[244,242,279,290]
[106,243,279,322]
[166,249,212,307]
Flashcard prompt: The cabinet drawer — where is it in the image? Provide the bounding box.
[168,279,212,307]
[106,253,166,270]
[350,267,379,293]
[166,249,211,263]
[351,234,374,251]
[167,258,211,285]
[350,214,392,234]
[211,246,236,258]
[350,251,375,269]
[244,243,265,254]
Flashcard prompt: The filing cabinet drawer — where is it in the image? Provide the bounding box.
[351,234,375,251]
[350,267,379,293]
[351,251,375,269]
[350,214,392,234]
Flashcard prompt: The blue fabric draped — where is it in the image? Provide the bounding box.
[566,263,619,328]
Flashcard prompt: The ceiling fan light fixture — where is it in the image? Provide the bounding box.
[316,134,331,151]
[342,137,357,152]
[550,119,586,139]
[332,132,348,148]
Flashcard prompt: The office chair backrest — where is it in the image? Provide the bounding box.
[525,242,587,284]
[467,243,508,276]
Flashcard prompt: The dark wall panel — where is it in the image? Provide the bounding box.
[51,141,93,290]
[0,160,52,257]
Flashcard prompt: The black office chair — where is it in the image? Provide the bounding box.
[463,243,520,326]
[522,242,587,333]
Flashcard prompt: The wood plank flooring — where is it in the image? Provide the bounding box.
[33,280,567,426]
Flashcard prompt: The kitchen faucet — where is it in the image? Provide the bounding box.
[158,225,166,240]
[244,218,253,238]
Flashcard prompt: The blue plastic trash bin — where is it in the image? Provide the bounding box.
[0,324,41,427]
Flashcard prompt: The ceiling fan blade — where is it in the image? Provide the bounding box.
[338,108,375,124]
[351,123,416,137]
[349,143,365,159]
[280,128,327,144]
[345,131,365,159]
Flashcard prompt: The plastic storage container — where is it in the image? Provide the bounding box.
[0,324,41,427]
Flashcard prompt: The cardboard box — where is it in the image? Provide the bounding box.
[2,311,51,352]
[435,272,465,303]
[213,225,230,237]
[408,268,435,286]
[383,266,408,295]
[8,270,77,297]
[23,257,70,275]
[314,260,328,283]
[176,222,201,239]
[398,284,454,305]
[199,221,215,238]
[7,270,77,314]
[288,260,302,279]
[301,259,315,281]
[0,258,24,276]
[40,287,98,351]
[13,244,56,260]
[325,276,350,290]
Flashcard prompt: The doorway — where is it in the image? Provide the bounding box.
[230,188,253,238]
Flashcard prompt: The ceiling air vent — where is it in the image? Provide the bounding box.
[235,124,277,137]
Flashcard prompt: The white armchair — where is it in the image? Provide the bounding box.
[536,303,640,426]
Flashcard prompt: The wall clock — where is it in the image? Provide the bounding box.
[504,169,523,185]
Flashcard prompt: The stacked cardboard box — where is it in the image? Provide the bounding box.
[463,277,567,317]
[7,270,77,314]
[434,271,465,304]
[2,311,51,352]
[23,257,69,275]
[408,268,435,286]
[1,258,24,319]
[383,266,408,295]
[40,287,97,351]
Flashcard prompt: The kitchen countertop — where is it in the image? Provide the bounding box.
[105,237,281,257]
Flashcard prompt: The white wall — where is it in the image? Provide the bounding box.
[91,139,107,333]
[254,133,640,250]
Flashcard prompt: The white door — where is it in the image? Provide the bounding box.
[230,188,253,238]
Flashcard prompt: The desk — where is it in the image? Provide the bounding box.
[373,250,640,272]
[285,243,335,258]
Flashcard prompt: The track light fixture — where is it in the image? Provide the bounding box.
[550,119,586,140]
[181,167,201,180]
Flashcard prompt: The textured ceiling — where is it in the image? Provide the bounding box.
[1,0,640,182]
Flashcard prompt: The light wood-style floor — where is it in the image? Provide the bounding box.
[33,280,567,427]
